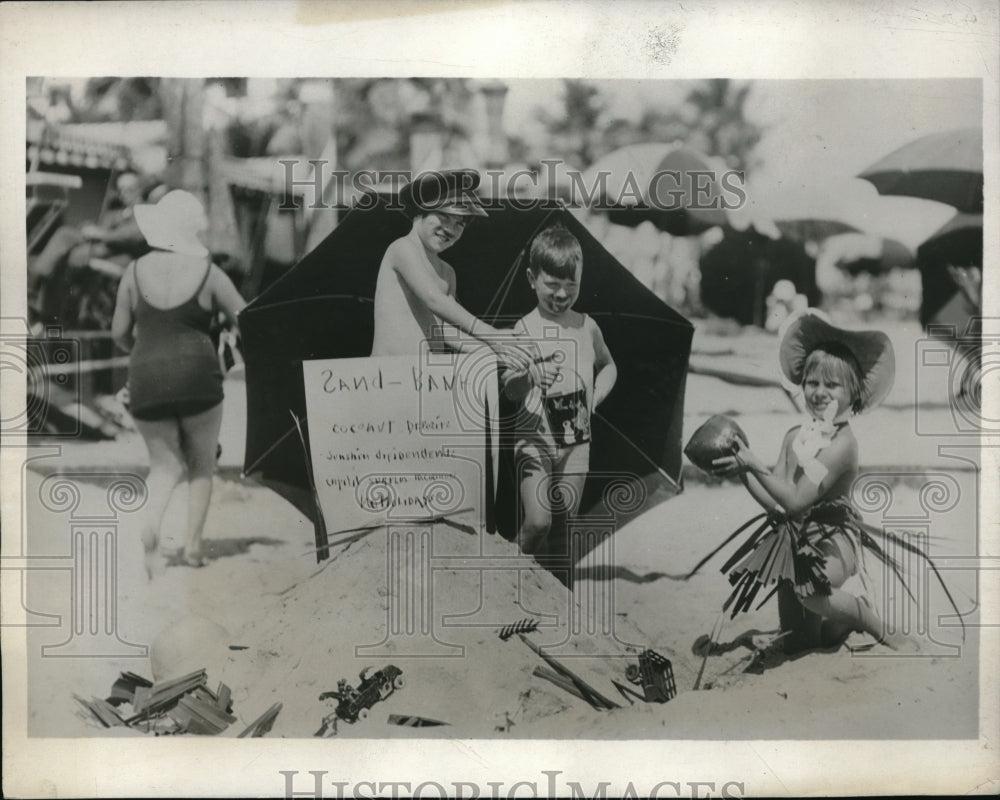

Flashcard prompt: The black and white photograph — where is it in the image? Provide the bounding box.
[2,2,998,797]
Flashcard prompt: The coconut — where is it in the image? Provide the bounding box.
[683,415,748,473]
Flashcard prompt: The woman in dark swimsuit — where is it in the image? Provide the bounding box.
[112,190,245,575]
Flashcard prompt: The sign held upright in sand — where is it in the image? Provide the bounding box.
[303,351,497,534]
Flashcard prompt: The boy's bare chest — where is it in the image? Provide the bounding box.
[419,256,450,292]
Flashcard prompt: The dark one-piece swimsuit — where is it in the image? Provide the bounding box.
[128,256,223,422]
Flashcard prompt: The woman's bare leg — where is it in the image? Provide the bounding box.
[800,590,916,649]
[134,416,185,577]
[178,402,224,564]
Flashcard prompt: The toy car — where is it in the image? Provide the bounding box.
[625,649,676,704]
[319,665,405,723]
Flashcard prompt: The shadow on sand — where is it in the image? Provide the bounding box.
[573,565,689,584]
[164,536,285,567]
[693,627,849,678]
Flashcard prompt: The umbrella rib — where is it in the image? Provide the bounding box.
[484,256,524,325]
[484,209,559,322]
[592,410,682,492]
[589,310,694,329]
[243,294,374,315]
[243,423,298,476]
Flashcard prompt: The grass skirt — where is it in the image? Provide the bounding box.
[687,497,963,634]
[721,499,861,618]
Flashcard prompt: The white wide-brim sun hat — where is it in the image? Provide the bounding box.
[778,308,895,410]
[133,189,210,257]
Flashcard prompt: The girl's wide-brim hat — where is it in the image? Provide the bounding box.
[400,169,488,218]
[133,189,210,256]
[778,308,895,409]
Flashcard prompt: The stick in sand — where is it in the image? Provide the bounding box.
[693,613,725,691]
[610,679,643,705]
[290,410,330,562]
[517,634,619,710]
[532,666,592,706]
[238,702,283,738]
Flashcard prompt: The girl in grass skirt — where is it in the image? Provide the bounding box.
[696,310,960,652]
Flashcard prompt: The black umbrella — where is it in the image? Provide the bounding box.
[699,226,819,327]
[240,195,693,558]
[916,212,984,412]
[916,212,982,329]
[858,127,983,214]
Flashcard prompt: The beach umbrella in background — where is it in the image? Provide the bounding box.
[858,127,983,214]
[769,219,913,273]
[916,212,983,329]
[699,226,818,327]
[811,232,915,309]
[581,143,730,236]
[486,160,583,203]
[736,171,958,254]
[773,218,858,246]
[239,195,694,555]
[915,211,984,412]
[817,232,913,274]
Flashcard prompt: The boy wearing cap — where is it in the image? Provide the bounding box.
[371,169,519,356]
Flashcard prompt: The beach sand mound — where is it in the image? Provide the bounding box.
[26,473,977,742]
[221,516,668,738]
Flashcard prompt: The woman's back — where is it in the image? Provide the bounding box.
[134,251,215,312]
[128,252,222,420]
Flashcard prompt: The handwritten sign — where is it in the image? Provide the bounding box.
[303,352,498,534]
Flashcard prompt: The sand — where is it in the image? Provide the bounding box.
[7,318,979,756]
[20,467,978,742]
[18,319,980,742]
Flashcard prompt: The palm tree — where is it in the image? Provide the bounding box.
[158,78,206,196]
[683,79,762,172]
[335,78,478,173]
[81,78,163,122]
[536,79,605,167]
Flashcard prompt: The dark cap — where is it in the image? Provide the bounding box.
[400,169,488,218]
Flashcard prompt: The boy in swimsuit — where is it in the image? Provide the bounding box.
[371,169,520,357]
[502,225,617,559]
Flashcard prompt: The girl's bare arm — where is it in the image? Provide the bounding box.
[731,434,855,515]
[438,265,489,353]
[740,472,782,513]
[732,428,794,513]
